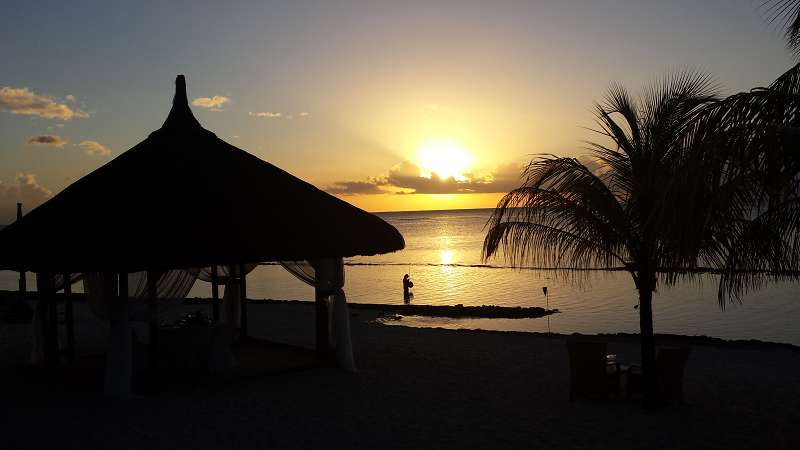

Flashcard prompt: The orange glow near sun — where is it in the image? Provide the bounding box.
[417,138,474,180]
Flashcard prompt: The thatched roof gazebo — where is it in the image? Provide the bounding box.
[0,75,402,272]
[0,75,404,394]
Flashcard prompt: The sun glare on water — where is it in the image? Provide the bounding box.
[417,139,474,180]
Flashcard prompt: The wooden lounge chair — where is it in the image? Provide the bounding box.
[626,346,691,404]
[567,340,620,400]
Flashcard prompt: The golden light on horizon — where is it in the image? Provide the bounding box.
[417,138,474,180]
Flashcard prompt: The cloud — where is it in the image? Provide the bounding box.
[249,111,282,118]
[27,135,67,147]
[192,96,230,110]
[576,154,613,177]
[326,160,525,195]
[0,173,52,223]
[249,110,309,119]
[325,180,386,195]
[65,94,76,102]
[78,140,112,156]
[0,86,88,120]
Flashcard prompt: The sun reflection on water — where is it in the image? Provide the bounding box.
[440,249,453,265]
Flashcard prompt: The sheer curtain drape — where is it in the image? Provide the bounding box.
[30,260,356,372]
[82,270,200,320]
[281,258,355,372]
[197,264,258,328]
[31,270,200,365]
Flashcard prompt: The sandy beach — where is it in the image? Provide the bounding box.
[1,299,798,450]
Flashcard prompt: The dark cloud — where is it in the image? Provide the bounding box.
[27,135,67,147]
[325,180,385,195]
[326,160,525,195]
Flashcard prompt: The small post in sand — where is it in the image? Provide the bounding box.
[542,286,551,336]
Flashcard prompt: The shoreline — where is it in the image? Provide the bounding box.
[184,297,558,319]
[2,291,798,350]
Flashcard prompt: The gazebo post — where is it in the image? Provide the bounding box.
[42,273,58,367]
[211,265,220,322]
[315,287,329,355]
[239,263,248,338]
[147,270,159,393]
[63,272,75,362]
[105,272,132,397]
[16,203,26,294]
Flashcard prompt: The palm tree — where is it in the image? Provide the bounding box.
[482,72,800,407]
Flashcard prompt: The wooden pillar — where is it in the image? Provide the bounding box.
[315,288,329,355]
[211,265,220,322]
[239,263,248,338]
[63,272,75,362]
[147,270,159,393]
[42,273,59,367]
[16,203,26,294]
[104,272,131,397]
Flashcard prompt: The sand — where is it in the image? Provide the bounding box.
[2,300,799,450]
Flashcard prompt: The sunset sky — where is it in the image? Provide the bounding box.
[0,0,796,222]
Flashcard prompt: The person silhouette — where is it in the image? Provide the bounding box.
[402,273,414,302]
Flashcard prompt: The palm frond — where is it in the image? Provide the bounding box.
[762,0,800,54]
[483,156,630,271]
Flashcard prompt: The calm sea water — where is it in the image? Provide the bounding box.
[2,208,799,344]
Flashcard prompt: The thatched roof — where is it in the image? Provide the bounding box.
[0,75,404,273]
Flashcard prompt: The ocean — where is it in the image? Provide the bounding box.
[2,208,799,345]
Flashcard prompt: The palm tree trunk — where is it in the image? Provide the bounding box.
[638,284,658,408]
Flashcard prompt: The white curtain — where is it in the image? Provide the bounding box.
[31,259,355,392]
[54,273,82,291]
[196,264,258,328]
[80,269,200,398]
[281,258,355,372]
[82,269,200,321]
[280,261,315,285]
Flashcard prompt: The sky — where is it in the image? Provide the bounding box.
[0,0,797,222]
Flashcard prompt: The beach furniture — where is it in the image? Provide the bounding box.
[626,346,690,404]
[566,340,620,400]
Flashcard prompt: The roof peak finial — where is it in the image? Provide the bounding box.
[161,74,202,130]
[174,74,188,107]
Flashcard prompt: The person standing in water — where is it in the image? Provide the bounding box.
[402,274,414,302]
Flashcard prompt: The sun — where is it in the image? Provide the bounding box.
[417,138,474,181]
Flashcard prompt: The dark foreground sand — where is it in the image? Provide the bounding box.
[2,300,799,450]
